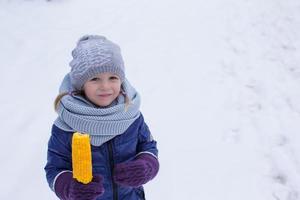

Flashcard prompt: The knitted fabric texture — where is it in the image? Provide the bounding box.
[55,172,104,200]
[113,154,159,187]
[54,74,141,146]
[69,35,125,90]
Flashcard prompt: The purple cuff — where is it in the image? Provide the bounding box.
[54,171,72,200]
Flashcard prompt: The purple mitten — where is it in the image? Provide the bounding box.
[113,153,159,187]
[55,172,104,200]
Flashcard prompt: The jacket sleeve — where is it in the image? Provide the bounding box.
[44,125,73,191]
[136,114,159,159]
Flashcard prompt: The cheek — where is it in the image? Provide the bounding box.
[115,86,121,94]
[83,85,96,96]
[84,89,92,97]
[113,83,121,93]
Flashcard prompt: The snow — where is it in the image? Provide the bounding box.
[0,0,300,199]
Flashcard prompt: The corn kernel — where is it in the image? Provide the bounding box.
[72,132,93,184]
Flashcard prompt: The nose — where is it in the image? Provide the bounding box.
[98,80,109,90]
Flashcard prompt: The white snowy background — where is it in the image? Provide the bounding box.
[1,0,300,199]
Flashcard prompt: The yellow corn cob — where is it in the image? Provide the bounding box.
[72,132,93,184]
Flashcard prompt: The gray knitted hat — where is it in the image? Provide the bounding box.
[69,35,125,90]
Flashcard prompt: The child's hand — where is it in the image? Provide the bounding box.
[69,175,104,200]
[55,172,104,200]
[113,153,159,187]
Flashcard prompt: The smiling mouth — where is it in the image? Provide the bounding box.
[98,94,112,97]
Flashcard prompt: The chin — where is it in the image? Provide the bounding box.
[96,102,111,107]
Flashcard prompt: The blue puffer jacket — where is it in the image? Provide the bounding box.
[44,114,158,200]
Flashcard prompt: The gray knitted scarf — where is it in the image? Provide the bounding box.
[54,74,141,146]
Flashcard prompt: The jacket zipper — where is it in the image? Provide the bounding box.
[108,141,118,200]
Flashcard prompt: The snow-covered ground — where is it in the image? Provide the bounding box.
[1,0,300,199]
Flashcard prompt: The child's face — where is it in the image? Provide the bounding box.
[83,72,122,107]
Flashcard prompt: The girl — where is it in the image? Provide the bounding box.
[44,35,159,200]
